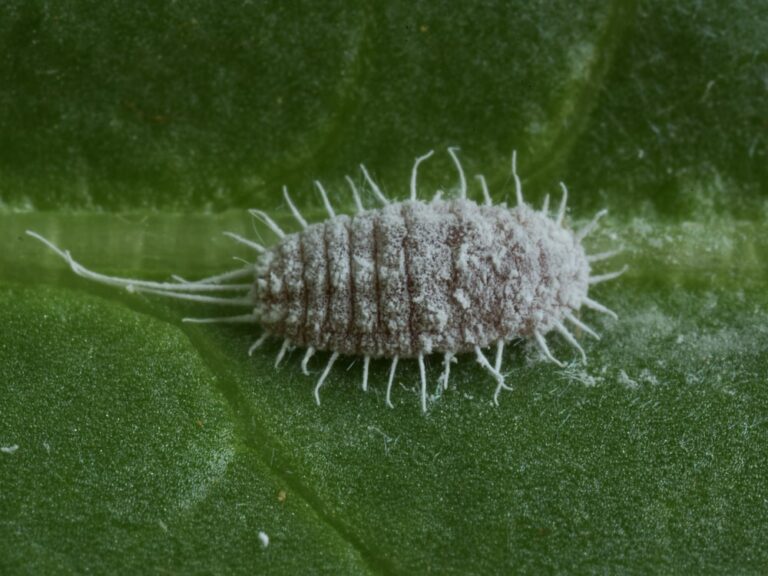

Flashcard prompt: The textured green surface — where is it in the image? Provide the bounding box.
[1,1,767,574]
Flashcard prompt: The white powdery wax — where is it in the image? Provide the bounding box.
[27,148,626,412]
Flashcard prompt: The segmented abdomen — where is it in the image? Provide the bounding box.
[254,198,585,358]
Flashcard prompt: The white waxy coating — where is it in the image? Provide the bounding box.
[253,198,590,359]
[24,149,622,410]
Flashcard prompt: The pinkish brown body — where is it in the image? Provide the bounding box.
[255,199,590,359]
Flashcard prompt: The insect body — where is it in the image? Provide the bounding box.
[27,148,624,412]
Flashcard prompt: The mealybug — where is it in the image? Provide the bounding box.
[28,148,625,412]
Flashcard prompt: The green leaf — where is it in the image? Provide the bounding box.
[1,1,767,574]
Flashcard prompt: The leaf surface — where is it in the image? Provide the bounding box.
[1,1,767,573]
